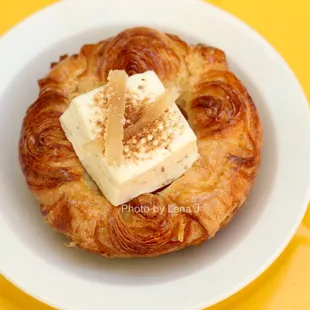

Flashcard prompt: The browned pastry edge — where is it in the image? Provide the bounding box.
[19,27,262,258]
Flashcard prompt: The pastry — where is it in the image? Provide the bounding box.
[19,27,262,258]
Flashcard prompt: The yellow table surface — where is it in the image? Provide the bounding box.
[0,0,309,309]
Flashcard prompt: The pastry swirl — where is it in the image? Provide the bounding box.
[19,27,262,257]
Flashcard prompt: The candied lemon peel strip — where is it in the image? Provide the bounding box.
[104,70,128,166]
[124,87,179,141]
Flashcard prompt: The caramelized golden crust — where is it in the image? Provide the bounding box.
[19,27,262,258]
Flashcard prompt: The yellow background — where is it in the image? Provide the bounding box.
[0,0,309,309]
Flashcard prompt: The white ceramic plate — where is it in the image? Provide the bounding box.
[0,0,309,309]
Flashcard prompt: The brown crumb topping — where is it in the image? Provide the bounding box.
[123,110,184,162]
[93,87,108,138]
[91,84,184,163]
